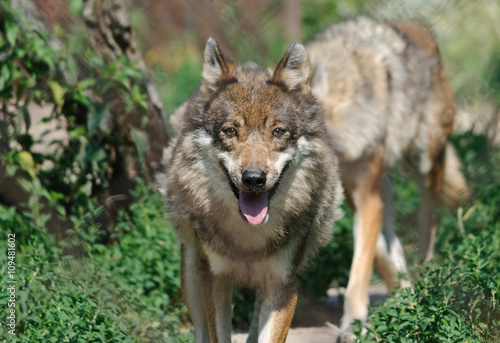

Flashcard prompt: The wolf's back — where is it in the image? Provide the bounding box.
[306,18,441,170]
[307,17,468,207]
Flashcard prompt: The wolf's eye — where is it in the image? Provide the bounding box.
[273,128,287,138]
[223,127,237,138]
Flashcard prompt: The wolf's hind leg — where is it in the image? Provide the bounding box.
[416,175,438,262]
[417,143,470,261]
[415,149,445,262]
[341,149,384,331]
[182,244,210,342]
[198,254,233,343]
[374,175,411,291]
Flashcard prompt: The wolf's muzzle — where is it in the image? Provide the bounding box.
[219,162,289,227]
[242,169,267,191]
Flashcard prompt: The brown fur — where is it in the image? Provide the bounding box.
[390,22,439,57]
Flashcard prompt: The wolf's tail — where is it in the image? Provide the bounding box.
[438,143,470,208]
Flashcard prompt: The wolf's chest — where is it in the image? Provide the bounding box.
[200,238,299,287]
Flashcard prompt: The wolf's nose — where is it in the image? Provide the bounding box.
[242,169,267,190]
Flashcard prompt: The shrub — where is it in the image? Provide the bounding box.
[0,180,190,342]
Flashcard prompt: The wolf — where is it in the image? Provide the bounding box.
[158,38,344,342]
[306,18,470,336]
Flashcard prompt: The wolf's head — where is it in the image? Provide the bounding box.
[181,38,328,227]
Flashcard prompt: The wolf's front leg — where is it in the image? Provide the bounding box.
[256,281,297,343]
[181,244,210,342]
[198,254,233,343]
[247,294,263,343]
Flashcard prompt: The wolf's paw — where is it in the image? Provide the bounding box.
[326,322,356,343]
[335,333,355,343]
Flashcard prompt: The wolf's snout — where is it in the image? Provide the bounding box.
[242,169,266,190]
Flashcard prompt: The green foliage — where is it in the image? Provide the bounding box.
[0,2,189,341]
[0,180,190,342]
[302,0,365,41]
[437,130,500,248]
[0,1,149,213]
[156,57,202,124]
[356,234,500,342]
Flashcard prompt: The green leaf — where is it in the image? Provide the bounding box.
[77,78,96,90]
[0,63,11,93]
[5,20,19,46]
[131,128,150,164]
[58,310,71,321]
[87,103,110,135]
[17,151,36,178]
[387,309,399,318]
[48,80,65,110]
[132,84,148,110]
[69,0,84,16]
[25,314,41,324]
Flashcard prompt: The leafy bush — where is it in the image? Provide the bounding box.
[356,235,500,342]
[0,3,189,341]
[0,179,190,342]
[0,1,149,212]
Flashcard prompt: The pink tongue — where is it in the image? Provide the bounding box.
[239,191,268,226]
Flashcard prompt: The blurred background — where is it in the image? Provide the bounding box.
[1,0,499,341]
[31,0,500,122]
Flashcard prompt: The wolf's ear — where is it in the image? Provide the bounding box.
[272,43,311,90]
[310,61,329,99]
[202,37,236,91]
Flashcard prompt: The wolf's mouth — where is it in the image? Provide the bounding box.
[239,191,269,226]
[222,164,287,227]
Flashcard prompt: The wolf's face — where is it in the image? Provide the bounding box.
[187,39,324,227]
[212,84,300,226]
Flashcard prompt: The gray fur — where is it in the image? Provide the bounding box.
[307,17,438,170]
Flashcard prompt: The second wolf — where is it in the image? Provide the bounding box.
[306,18,469,333]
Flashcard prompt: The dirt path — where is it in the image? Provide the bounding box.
[231,285,388,343]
